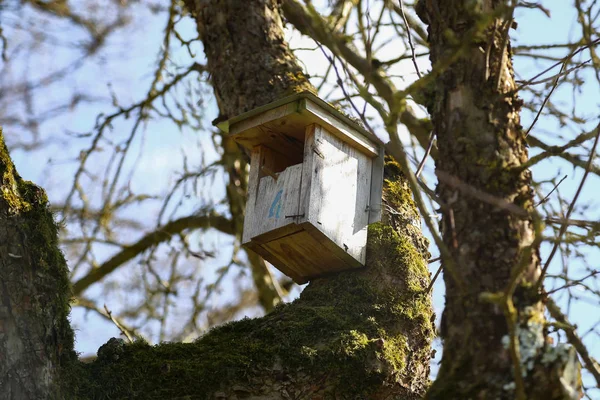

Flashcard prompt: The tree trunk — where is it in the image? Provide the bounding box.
[421,1,581,398]
[0,1,434,398]
[0,128,77,399]
[186,0,315,313]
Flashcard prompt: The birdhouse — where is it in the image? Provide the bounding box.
[218,92,384,284]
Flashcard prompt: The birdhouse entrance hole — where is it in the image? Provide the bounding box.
[218,92,384,284]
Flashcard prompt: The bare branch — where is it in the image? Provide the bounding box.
[72,213,233,295]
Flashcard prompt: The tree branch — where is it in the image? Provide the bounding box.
[72,213,234,295]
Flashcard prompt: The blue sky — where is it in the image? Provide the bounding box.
[1,1,598,390]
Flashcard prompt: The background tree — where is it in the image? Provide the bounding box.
[0,0,599,398]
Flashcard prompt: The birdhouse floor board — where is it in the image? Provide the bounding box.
[249,223,303,245]
[244,241,306,284]
[244,221,364,284]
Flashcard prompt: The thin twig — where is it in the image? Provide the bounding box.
[397,0,422,78]
[416,130,435,178]
[536,121,600,291]
[514,38,600,92]
[535,175,567,207]
[517,59,590,87]
[0,26,7,62]
[427,264,443,293]
[525,62,566,137]
[104,304,134,343]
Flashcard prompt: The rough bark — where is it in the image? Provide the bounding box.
[420,1,581,398]
[0,1,434,398]
[190,0,313,119]
[70,1,433,398]
[0,128,77,399]
[185,0,315,312]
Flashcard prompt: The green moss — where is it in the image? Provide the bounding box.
[73,216,432,398]
[63,153,433,398]
[0,128,78,397]
[0,131,31,213]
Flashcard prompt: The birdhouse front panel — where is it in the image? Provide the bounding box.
[241,145,304,244]
[219,92,384,284]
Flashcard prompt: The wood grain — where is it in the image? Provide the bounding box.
[240,120,383,282]
[299,124,370,264]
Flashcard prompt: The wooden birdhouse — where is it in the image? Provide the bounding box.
[218,91,384,284]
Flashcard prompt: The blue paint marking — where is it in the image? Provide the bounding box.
[269,189,283,219]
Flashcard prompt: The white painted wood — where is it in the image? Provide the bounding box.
[300,98,379,157]
[242,163,303,242]
[242,147,263,244]
[299,125,371,265]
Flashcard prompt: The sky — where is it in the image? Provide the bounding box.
[1,0,598,391]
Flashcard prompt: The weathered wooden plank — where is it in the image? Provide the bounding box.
[232,124,305,161]
[243,163,303,241]
[299,125,370,265]
[302,223,364,270]
[245,241,306,284]
[249,223,303,245]
[247,223,364,284]
[298,124,316,223]
[299,98,379,157]
[263,231,327,277]
[242,147,263,244]
[225,92,380,160]
[229,101,299,136]
[262,225,354,279]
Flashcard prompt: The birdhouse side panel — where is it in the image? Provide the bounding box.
[299,125,371,265]
[242,163,303,243]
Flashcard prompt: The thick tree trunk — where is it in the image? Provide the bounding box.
[0,128,77,399]
[421,1,581,398]
[191,0,313,119]
[186,0,315,312]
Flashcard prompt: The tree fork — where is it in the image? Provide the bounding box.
[0,1,434,398]
[70,0,433,397]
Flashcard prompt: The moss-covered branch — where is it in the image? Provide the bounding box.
[70,162,434,399]
[0,128,77,399]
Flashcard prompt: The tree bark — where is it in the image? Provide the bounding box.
[186,0,315,312]
[420,1,581,398]
[0,128,77,399]
[1,1,433,398]
[67,0,433,398]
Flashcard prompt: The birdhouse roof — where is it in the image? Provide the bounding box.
[217,91,381,158]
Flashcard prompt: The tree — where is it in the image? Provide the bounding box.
[0,0,599,398]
